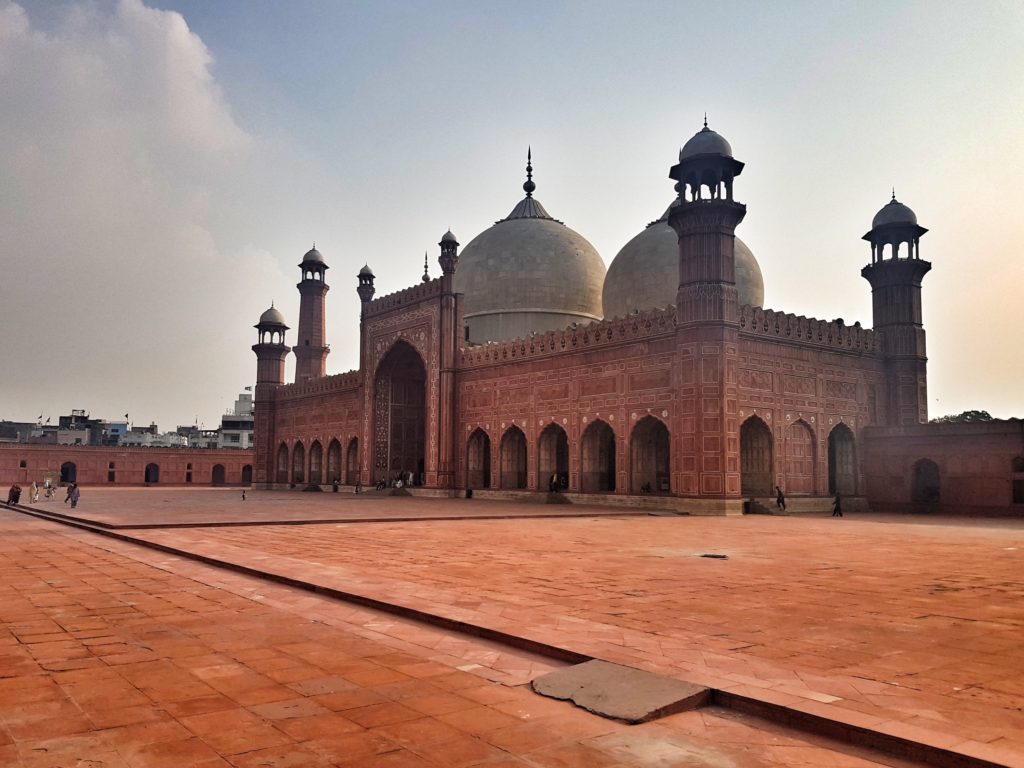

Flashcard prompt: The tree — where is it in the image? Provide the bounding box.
[930,410,994,424]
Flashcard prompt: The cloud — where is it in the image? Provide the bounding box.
[0,0,286,428]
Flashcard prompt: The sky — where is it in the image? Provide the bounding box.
[1,0,1022,429]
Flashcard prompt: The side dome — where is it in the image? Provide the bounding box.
[454,154,605,342]
[872,197,918,228]
[602,205,764,319]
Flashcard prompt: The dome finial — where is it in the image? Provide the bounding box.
[703,112,708,130]
[891,187,896,202]
[523,146,535,198]
[422,251,430,282]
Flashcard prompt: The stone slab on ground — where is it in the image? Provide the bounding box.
[532,659,710,723]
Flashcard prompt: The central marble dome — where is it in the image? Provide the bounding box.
[602,203,765,319]
[454,154,605,343]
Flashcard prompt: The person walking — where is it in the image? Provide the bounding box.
[832,491,843,517]
[775,486,786,512]
[69,483,80,509]
[241,489,246,501]
[6,484,21,505]
[30,481,39,503]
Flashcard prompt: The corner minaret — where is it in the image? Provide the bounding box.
[436,229,460,490]
[861,194,931,425]
[294,244,330,383]
[667,119,747,511]
[252,305,290,487]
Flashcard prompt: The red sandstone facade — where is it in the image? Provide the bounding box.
[0,444,254,487]
[250,134,1022,515]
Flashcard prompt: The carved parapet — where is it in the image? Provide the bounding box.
[273,369,361,401]
[459,306,676,368]
[738,305,879,354]
[364,278,442,318]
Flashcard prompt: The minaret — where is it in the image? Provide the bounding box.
[437,230,460,490]
[252,305,290,487]
[293,245,330,383]
[861,193,931,425]
[667,119,747,512]
[356,263,375,375]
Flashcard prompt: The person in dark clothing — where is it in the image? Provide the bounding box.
[775,486,786,511]
[7,484,21,505]
[832,492,843,517]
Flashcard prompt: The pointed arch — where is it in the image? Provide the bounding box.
[309,440,323,485]
[276,443,289,484]
[144,463,160,484]
[327,439,342,483]
[500,426,527,489]
[241,465,253,485]
[467,428,492,490]
[211,464,226,485]
[912,458,940,503]
[630,416,670,494]
[292,441,305,484]
[740,416,772,496]
[783,420,815,495]
[373,341,426,484]
[581,420,616,493]
[827,423,856,495]
[538,423,569,491]
[346,438,359,484]
[60,461,77,485]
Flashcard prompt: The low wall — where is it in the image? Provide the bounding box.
[0,444,255,487]
[863,420,1024,516]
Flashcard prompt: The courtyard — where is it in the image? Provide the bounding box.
[1,489,1022,766]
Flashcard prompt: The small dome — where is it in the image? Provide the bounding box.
[680,124,733,160]
[602,205,764,319]
[358,263,374,277]
[441,230,458,244]
[258,305,286,326]
[300,246,326,266]
[872,197,918,228]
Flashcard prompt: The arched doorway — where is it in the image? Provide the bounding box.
[309,441,323,485]
[327,439,342,483]
[538,424,568,490]
[912,459,940,503]
[581,420,616,492]
[60,461,77,485]
[500,427,527,489]
[784,420,815,495]
[373,342,426,485]
[828,424,856,495]
[292,441,305,484]
[467,429,491,489]
[144,463,160,484]
[241,465,253,485]
[276,443,289,484]
[740,417,772,497]
[346,438,359,484]
[212,464,225,485]
[631,416,669,494]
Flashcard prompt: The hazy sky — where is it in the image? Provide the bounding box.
[2,0,1022,429]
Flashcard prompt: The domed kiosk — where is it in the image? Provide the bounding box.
[454,151,606,343]
[602,203,765,319]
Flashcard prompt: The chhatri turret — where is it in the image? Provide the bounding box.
[861,193,931,424]
[252,304,290,386]
[293,244,330,383]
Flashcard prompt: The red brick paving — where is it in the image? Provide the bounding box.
[4,491,1014,765]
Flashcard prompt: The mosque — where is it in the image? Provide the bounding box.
[250,122,1023,515]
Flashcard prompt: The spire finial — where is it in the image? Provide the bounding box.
[891,187,896,202]
[312,241,315,249]
[703,112,708,129]
[523,146,535,198]
[422,251,430,282]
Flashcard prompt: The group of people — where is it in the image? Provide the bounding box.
[5,481,79,508]
[774,486,843,516]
